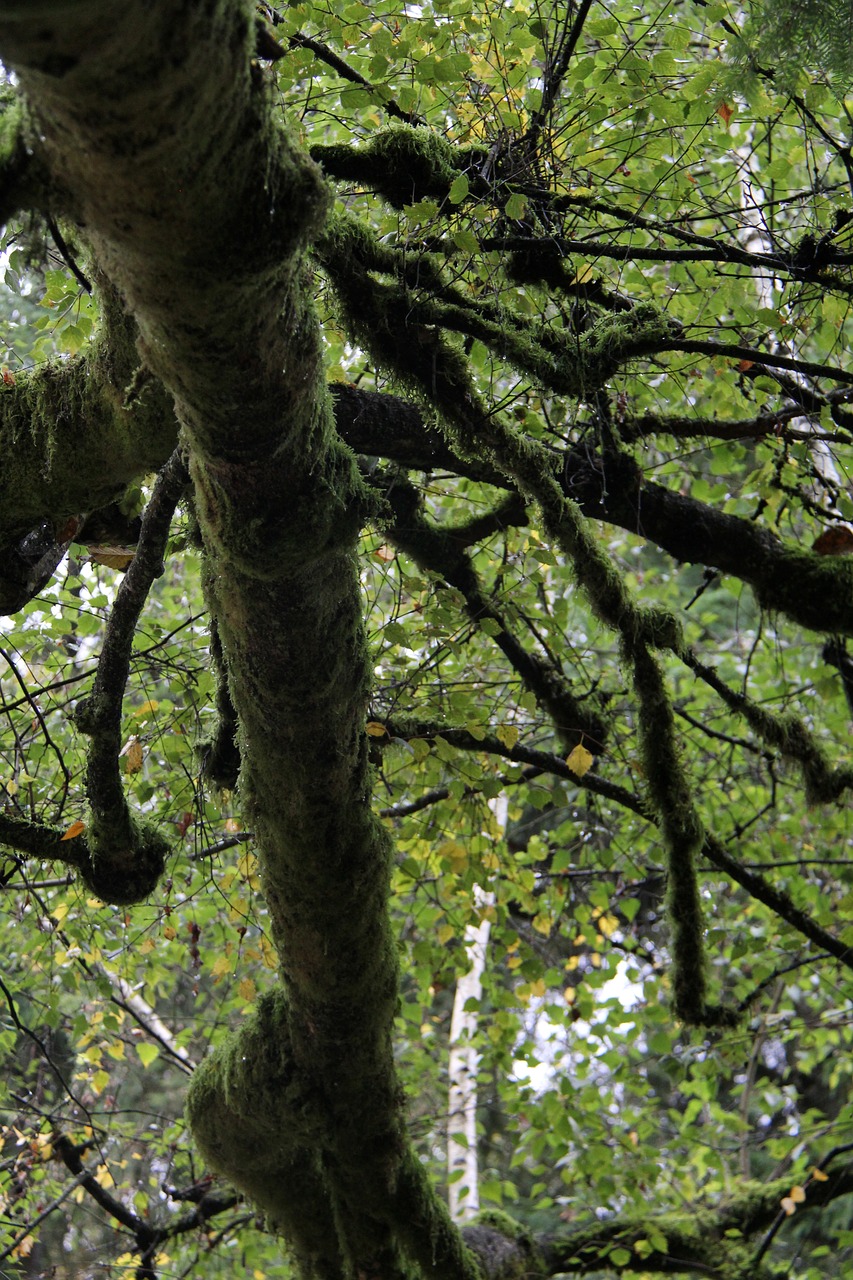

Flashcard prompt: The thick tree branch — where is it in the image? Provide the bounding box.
[457,1158,853,1277]
[0,7,468,1275]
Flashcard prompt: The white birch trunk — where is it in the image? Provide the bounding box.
[446,794,507,1221]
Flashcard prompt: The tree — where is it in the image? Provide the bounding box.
[0,1,852,1277]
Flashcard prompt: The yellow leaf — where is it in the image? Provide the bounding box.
[374,544,395,562]
[566,744,594,777]
[90,550,135,570]
[531,913,553,936]
[52,902,69,922]
[811,1167,829,1182]
[563,986,576,1004]
[33,1135,53,1161]
[211,954,234,979]
[133,699,159,717]
[140,938,155,954]
[60,820,85,842]
[781,1196,796,1216]
[121,736,144,774]
[237,850,258,880]
[136,1043,159,1068]
[238,977,257,1002]
[106,1042,125,1061]
[789,1185,806,1204]
[91,1070,110,1095]
[597,912,619,938]
[261,936,278,970]
[437,923,455,944]
[570,262,596,285]
[95,1163,114,1188]
[12,1235,34,1259]
[366,721,389,737]
[496,724,519,750]
[162,925,176,941]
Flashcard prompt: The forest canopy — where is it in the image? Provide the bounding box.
[0,1,852,1278]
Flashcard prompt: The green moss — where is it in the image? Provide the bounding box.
[0,287,178,543]
[366,126,458,199]
[312,125,483,209]
[758,546,853,636]
[472,1209,530,1245]
[77,819,167,906]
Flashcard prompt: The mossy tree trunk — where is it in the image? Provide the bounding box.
[0,4,474,1277]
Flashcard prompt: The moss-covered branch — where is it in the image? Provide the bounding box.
[332,384,853,638]
[0,281,179,614]
[71,449,187,904]
[318,211,679,400]
[311,126,485,209]
[536,1161,853,1277]
[379,473,609,753]
[685,649,853,804]
[0,283,177,538]
[0,91,52,226]
[321,216,727,1023]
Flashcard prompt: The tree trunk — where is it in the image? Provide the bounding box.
[0,5,476,1277]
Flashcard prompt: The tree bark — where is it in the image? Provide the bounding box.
[0,5,472,1277]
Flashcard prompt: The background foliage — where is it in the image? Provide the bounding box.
[1,1,852,1277]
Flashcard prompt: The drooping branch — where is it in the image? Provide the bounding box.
[684,648,853,804]
[322,217,729,1023]
[72,448,187,904]
[378,472,609,753]
[378,713,853,974]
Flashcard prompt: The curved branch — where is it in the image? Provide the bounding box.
[72,449,188,904]
[379,473,609,753]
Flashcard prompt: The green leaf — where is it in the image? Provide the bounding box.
[448,173,470,204]
[136,1043,161,1069]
